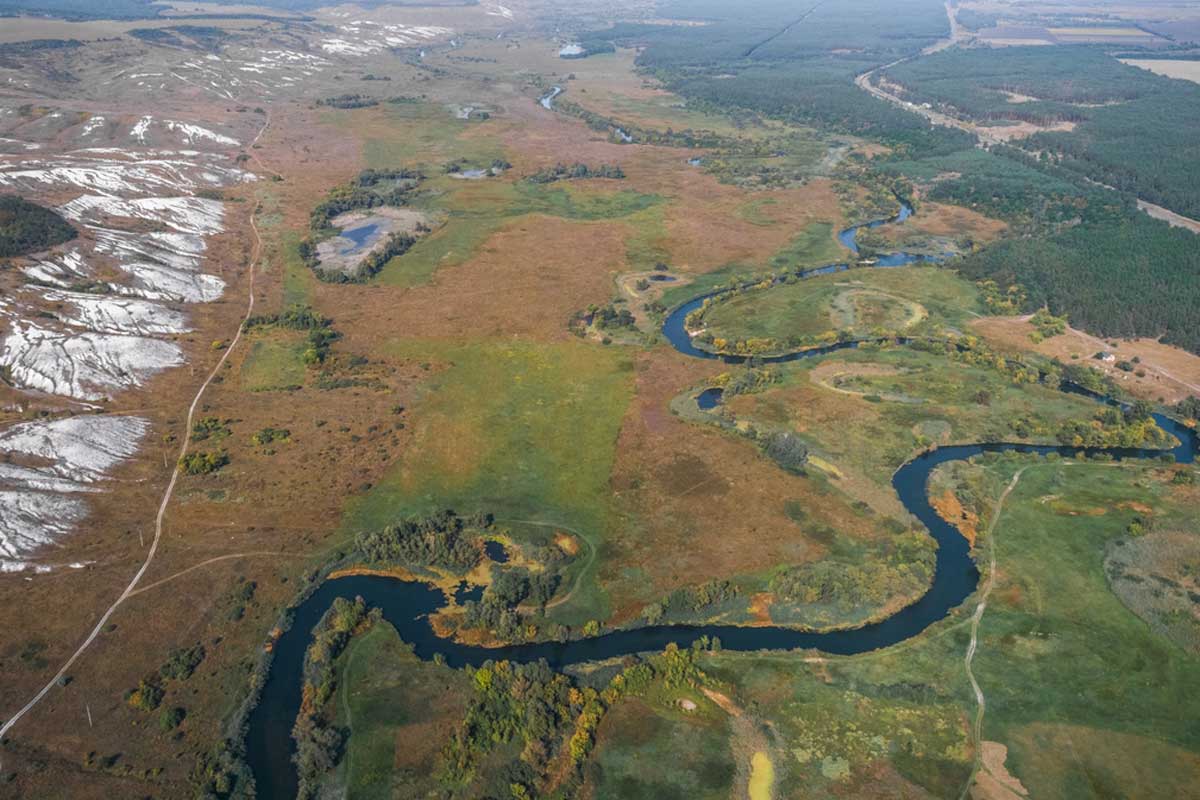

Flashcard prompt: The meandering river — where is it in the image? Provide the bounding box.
[244,203,1198,799]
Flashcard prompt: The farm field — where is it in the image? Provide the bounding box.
[0,0,1197,798]
[1120,58,1200,85]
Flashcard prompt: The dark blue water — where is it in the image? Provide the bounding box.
[484,540,509,563]
[243,199,1199,799]
[837,201,911,252]
[696,387,724,410]
[339,223,379,255]
[454,581,483,604]
[649,274,676,282]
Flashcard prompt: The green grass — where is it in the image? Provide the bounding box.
[253,184,313,307]
[623,204,671,269]
[345,339,635,625]
[334,622,469,799]
[700,265,980,346]
[736,196,781,226]
[239,334,306,392]
[727,347,1116,491]
[278,230,315,308]
[579,86,776,140]
[765,222,845,270]
[378,178,662,287]
[971,466,1200,768]
[378,211,503,288]
[358,102,505,171]
[585,698,736,800]
[658,221,849,311]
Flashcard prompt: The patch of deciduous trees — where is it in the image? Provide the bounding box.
[355,509,491,573]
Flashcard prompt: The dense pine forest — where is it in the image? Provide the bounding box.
[957,211,1200,352]
[882,47,1200,219]
[579,0,1200,355]
[0,195,76,258]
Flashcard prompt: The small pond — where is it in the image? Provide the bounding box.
[696,387,724,410]
[338,222,380,255]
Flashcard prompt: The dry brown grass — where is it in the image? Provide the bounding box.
[880,199,1007,243]
[335,213,628,344]
[0,101,438,796]
[972,315,1200,404]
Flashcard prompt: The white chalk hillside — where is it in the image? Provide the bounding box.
[0,416,149,572]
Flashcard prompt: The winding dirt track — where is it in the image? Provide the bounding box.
[0,113,271,740]
[960,467,1026,799]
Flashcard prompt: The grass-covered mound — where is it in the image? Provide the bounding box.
[0,194,75,257]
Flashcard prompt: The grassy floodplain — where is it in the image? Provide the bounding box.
[332,622,470,799]
[327,458,1200,797]
[379,178,662,288]
[346,338,635,626]
[697,265,982,353]
[680,458,1200,797]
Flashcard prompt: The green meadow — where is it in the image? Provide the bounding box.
[345,338,635,625]
[239,333,307,392]
[378,177,662,287]
[332,622,469,799]
[700,265,981,345]
[585,699,736,800]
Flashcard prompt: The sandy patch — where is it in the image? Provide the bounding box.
[1050,26,1152,37]
[701,687,742,716]
[972,741,1029,800]
[1137,199,1200,233]
[983,119,1076,142]
[1001,91,1039,104]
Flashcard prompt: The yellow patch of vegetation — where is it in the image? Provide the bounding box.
[1120,59,1200,85]
[554,531,580,556]
[749,751,774,800]
[931,490,979,546]
[806,455,844,479]
[748,592,774,624]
